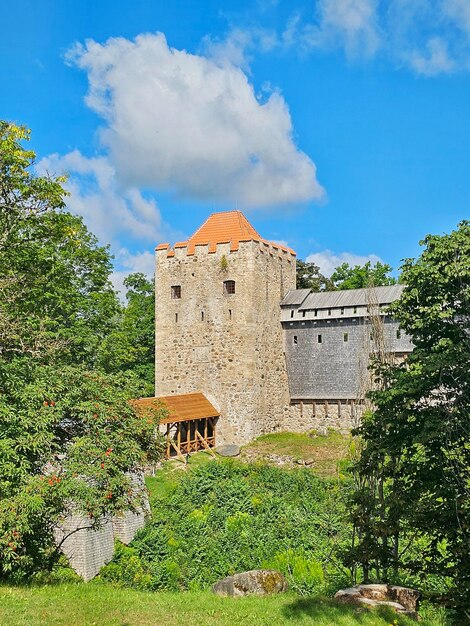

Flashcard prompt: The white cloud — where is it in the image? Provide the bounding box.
[67,32,323,208]
[306,249,383,277]
[36,151,178,297]
[284,0,470,74]
[307,0,381,58]
[407,37,455,75]
[37,150,166,245]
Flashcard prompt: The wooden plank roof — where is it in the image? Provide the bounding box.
[133,393,219,424]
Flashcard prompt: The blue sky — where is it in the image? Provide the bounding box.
[1,0,469,291]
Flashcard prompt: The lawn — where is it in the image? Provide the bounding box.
[240,430,352,477]
[0,583,442,626]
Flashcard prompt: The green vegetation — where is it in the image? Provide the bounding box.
[296,258,396,291]
[347,221,470,618]
[101,461,350,594]
[0,583,447,626]
[0,121,165,580]
[241,430,351,478]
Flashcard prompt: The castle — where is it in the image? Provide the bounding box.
[153,210,412,451]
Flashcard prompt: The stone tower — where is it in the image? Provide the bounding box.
[155,211,296,445]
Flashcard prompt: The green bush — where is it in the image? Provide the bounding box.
[101,461,351,594]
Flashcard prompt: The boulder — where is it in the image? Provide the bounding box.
[335,584,419,618]
[212,569,287,597]
[216,444,241,457]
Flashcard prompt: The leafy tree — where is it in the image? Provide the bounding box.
[0,121,120,366]
[0,121,165,577]
[98,273,155,395]
[296,259,334,291]
[0,362,164,579]
[331,261,396,290]
[346,221,469,617]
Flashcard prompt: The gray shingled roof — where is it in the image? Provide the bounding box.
[281,284,404,310]
[280,288,311,306]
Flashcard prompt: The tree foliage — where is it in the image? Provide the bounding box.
[0,121,164,578]
[331,261,396,290]
[296,260,334,291]
[98,273,155,395]
[346,221,470,617]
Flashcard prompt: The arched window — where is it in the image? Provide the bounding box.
[223,280,236,295]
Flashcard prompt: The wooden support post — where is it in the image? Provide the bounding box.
[177,422,181,452]
[325,400,329,416]
[204,417,208,442]
[187,419,191,454]
[170,439,186,463]
[166,423,170,459]
[196,430,217,458]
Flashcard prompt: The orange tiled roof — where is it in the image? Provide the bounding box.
[156,211,296,256]
[133,393,219,424]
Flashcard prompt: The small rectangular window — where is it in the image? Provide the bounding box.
[343,332,349,342]
[328,309,331,316]
[201,311,205,321]
[317,334,322,344]
[175,313,178,323]
[353,306,357,314]
[293,335,298,345]
[171,285,181,299]
[290,310,294,318]
[229,309,232,320]
[302,310,306,318]
[223,280,236,295]
[314,309,318,317]
[341,307,344,315]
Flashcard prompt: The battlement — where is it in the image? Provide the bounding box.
[156,238,295,261]
[155,210,296,258]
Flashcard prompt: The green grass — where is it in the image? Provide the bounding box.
[145,452,215,500]
[241,430,351,478]
[0,583,444,626]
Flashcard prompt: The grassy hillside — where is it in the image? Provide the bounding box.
[0,583,444,626]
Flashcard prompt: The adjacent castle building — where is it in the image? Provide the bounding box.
[154,211,412,450]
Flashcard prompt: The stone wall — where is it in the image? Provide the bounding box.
[55,473,149,581]
[155,240,296,445]
[285,399,367,433]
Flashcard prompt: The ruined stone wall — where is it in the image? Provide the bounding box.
[285,399,366,433]
[155,241,296,445]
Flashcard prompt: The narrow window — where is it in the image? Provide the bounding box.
[175,313,178,323]
[293,335,298,345]
[314,309,318,317]
[341,307,344,315]
[318,334,322,344]
[343,332,349,342]
[353,306,357,314]
[328,309,331,316]
[302,310,306,318]
[396,329,401,339]
[171,285,181,299]
[201,311,205,322]
[290,310,294,318]
[229,309,232,320]
[223,280,236,295]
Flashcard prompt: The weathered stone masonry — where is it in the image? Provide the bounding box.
[155,214,296,445]
[155,211,413,444]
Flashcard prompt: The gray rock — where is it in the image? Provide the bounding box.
[212,569,288,597]
[335,584,419,618]
[216,444,241,457]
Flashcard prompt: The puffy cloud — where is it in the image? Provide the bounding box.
[36,151,178,297]
[37,150,166,245]
[306,249,382,277]
[66,32,324,208]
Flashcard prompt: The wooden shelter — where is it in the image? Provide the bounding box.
[133,393,219,460]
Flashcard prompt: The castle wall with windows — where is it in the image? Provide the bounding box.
[155,222,296,445]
